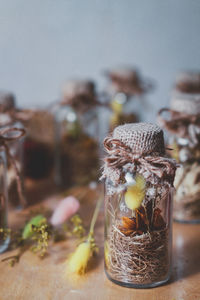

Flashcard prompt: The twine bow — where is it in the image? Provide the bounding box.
[0,127,26,207]
[103,137,177,184]
[158,108,200,147]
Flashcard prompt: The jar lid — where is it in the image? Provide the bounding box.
[105,67,151,96]
[175,71,200,94]
[113,123,165,155]
[62,79,96,103]
[170,92,200,115]
[0,91,15,112]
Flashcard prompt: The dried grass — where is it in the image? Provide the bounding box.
[106,223,169,284]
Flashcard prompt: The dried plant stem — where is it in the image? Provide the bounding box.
[88,197,102,237]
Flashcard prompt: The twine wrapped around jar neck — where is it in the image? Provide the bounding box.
[158,94,200,147]
[0,127,26,207]
[101,123,177,187]
[105,68,153,97]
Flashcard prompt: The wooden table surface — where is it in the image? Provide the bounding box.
[0,185,200,300]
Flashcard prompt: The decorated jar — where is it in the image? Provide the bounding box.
[104,68,153,131]
[158,93,200,223]
[0,145,9,253]
[22,109,54,181]
[101,123,177,288]
[53,79,100,187]
[0,92,26,208]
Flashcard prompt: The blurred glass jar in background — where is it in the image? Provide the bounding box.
[0,92,25,209]
[158,91,200,223]
[103,67,153,131]
[0,145,9,253]
[22,110,54,181]
[53,79,100,187]
[101,123,177,288]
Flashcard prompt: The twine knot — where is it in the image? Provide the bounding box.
[102,136,177,186]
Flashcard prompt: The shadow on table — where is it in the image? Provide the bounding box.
[169,223,200,283]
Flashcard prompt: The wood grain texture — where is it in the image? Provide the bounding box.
[0,186,200,300]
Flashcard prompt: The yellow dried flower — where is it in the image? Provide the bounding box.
[111,99,123,114]
[104,241,110,267]
[171,141,179,162]
[125,175,146,210]
[66,197,102,276]
[67,242,91,275]
[110,99,123,127]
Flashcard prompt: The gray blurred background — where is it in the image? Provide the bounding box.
[0,0,199,122]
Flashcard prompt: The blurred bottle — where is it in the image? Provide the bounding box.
[0,92,25,209]
[103,67,153,131]
[52,79,100,188]
[158,76,200,223]
[0,145,9,253]
[22,109,54,181]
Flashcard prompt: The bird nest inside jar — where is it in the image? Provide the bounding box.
[105,174,171,285]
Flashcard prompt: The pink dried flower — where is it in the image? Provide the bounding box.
[50,196,80,226]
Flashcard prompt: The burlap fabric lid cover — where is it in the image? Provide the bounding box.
[175,71,200,93]
[170,93,200,115]
[62,79,96,103]
[113,123,165,155]
[0,91,15,112]
[108,68,139,82]
[106,67,143,95]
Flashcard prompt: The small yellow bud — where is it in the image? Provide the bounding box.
[125,175,146,210]
[111,99,123,114]
[67,242,91,275]
[104,241,110,267]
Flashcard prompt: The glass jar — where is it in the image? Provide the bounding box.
[0,92,25,208]
[6,119,25,209]
[102,123,177,288]
[22,109,54,181]
[104,67,153,131]
[53,80,100,187]
[158,94,200,223]
[0,146,9,253]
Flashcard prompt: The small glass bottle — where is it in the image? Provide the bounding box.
[0,92,25,208]
[0,146,9,253]
[23,109,54,181]
[53,79,100,187]
[101,123,177,288]
[104,67,153,131]
[158,93,200,223]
